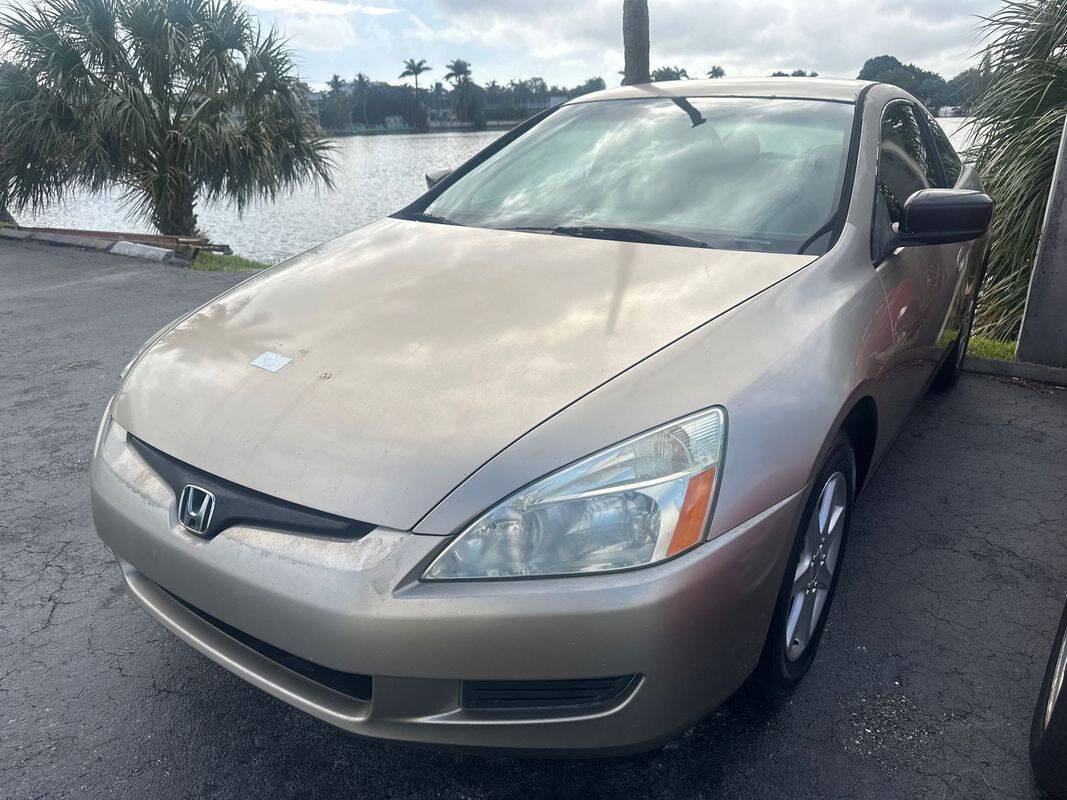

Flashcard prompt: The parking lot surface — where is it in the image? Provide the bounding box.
[2,240,1065,799]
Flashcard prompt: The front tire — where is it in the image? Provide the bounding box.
[931,292,977,391]
[751,434,856,699]
[1031,597,1067,797]
[933,252,988,392]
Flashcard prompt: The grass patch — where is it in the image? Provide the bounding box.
[192,251,268,272]
[968,336,1016,361]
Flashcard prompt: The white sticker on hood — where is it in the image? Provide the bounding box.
[250,351,292,373]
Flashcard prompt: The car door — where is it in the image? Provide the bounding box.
[870,100,957,429]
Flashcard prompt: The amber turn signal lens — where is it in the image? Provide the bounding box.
[666,467,716,557]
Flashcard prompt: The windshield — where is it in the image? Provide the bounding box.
[418,97,855,255]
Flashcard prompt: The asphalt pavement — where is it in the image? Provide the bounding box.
[2,239,1065,799]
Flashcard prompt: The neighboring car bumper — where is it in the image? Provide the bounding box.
[90,419,803,755]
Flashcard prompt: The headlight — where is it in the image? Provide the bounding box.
[423,407,726,580]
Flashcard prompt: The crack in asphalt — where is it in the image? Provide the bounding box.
[1,240,1065,799]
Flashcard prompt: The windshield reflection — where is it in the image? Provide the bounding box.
[419,96,855,255]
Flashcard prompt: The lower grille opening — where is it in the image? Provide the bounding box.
[164,589,372,702]
[462,676,637,711]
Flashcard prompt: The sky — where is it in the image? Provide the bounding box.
[244,0,1000,90]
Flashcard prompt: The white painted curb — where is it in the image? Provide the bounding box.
[109,240,175,261]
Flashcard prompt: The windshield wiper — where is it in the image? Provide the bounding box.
[511,225,711,249]
[796,215,836,254]
[403,210,460,226]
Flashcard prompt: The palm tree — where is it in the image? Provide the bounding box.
[0,0,332,237]
[444,60,478,123]
[968,0,1067,340]
[0,62,22,226]
[444,59,472,85]
[399,58,432,93]
[707,65,726,79]
[400,59,432,128]
[485,79,501,113]
[320,74,352,131]
[622,0,650,85]
[651,66,690,81]
[352,73,370,126]
[327,74,347,95]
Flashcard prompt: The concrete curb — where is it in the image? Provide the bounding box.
[109,240,174,262]
[0,228,35,241]
[964,356,1067,387]
[0,227,176,262]
[33,232,113,251]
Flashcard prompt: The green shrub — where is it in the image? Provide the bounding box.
[968,0,1067,340]
[192,252,268,272]
[967,336,1017,361]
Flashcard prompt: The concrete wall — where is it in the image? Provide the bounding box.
[1018,114,1067,368]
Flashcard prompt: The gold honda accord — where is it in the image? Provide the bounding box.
[90,78,992,755]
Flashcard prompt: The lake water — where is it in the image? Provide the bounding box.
[23,120,972,264]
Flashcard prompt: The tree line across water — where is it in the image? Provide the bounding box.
[314,66,608,132]
[313,54,989,134]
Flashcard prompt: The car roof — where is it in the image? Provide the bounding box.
[566,78,874,105]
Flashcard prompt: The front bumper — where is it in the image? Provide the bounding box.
[90,420,803,755]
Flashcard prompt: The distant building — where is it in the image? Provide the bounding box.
[384,115,408,130]
[428,107,462,129]
[483,93,569,123]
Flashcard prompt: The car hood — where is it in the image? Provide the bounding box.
[114,218,813,531]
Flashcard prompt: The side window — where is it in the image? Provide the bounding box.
[872,102,937,258]
[922,110,964,187]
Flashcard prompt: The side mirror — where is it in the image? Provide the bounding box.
[425,168,452,190]
[897,189,994,246]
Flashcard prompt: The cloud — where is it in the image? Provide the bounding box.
[277,13,358,52]
[244,0,398,17]
[417,0,997,80]
[239,0,995,91]
[245,0,399,55]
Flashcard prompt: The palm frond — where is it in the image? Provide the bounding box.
[0,0,333,235]
[967,0,1067,340]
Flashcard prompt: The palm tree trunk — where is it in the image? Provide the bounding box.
[0,203,15,226]
[622,0,650,85]
[153,183,199,237]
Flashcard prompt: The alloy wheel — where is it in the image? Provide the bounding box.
[785,471,847,662]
